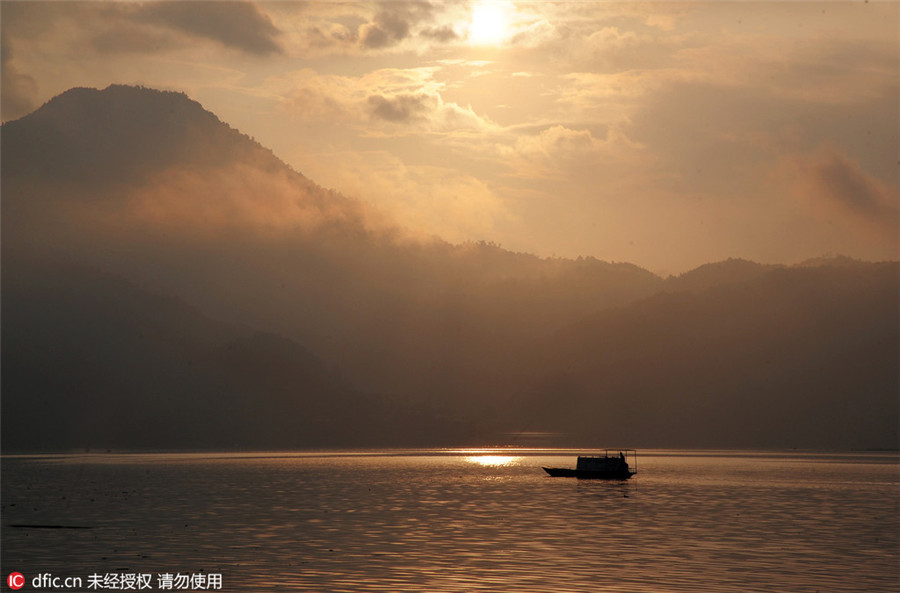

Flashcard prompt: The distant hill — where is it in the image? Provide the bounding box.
[795,254,872,268]
[664,258,779,293]
[2,254,474,451]
[510,262,899,449]
[3,85,897,450]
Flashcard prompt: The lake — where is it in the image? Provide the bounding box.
[2,450,898,592]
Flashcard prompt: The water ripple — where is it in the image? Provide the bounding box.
[2,451,897,592]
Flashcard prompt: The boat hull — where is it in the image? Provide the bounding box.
[543,467,635,480]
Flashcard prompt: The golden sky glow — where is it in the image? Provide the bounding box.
[2,1,897,273]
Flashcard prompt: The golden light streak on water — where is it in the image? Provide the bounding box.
[464,455,520,466]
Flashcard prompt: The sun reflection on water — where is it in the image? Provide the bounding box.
[465,455,519,467]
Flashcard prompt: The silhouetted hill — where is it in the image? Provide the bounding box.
[2,85,285,187]
[795,254,871,268]
[665,258,779,293]
[511,262,899,449]
[3,85,896,450]
[1,255,474,451]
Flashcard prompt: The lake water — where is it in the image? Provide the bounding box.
[2,450,898,592]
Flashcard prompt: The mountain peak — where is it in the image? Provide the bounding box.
[665,257,778,293]
[40,84,203,117]
[2,84,284,187]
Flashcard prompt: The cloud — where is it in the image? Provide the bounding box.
[299,150,511,244]
[138,1,282,56]
[278,68,356,120]
[15,154,385,251]
[86,13,176,55]
[302,23,359,53]
[644,13,679,32]
[121,162,376,236]
[420,25,459,43]
[277,67,439,120]
[366,91,491,134]
[360,9,411,49]
[527,125,599,154]
[1,34,38,122]
[356,2,454,51]
[368,93,436,123]
[558,69,699,119]
[673,36,898,107]
[507,17,556,48]
[0,0,285,84]
[493,125,645,181]
[783,145,899,242]
[259,2,467,57]
[431,101,492,133]
[277,67,494,135]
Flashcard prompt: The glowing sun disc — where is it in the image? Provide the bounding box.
[469,2,509,45]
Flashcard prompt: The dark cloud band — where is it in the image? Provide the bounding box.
[139,1,282,56]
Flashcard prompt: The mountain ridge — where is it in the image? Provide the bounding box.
[4,84,888,278]
[3,84,896,450]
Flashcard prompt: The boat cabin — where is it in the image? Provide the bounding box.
[576,454,628,472]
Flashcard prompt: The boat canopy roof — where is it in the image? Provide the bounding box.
[578,448,636,457]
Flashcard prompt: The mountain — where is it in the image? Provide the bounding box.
[664,258,779,293]
[510,263,899,449]
[2,85,370,254]
[1,254,475,451]
[3,85,897,450]
[2,85,271,187]
[2,84,663,405]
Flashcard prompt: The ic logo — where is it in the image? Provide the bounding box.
[7,573,24,590]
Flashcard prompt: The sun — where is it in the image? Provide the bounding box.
[469,1,511,46]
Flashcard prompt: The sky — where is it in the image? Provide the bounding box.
[2,0,897,275]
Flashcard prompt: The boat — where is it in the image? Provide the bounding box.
[543,449,637,479]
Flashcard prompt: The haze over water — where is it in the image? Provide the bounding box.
[3,450,898,592]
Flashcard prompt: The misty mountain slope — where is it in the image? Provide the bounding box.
[1,85,665,405]
[1,255,473,451]
[2,84,374,254]
[511,262,899,449]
